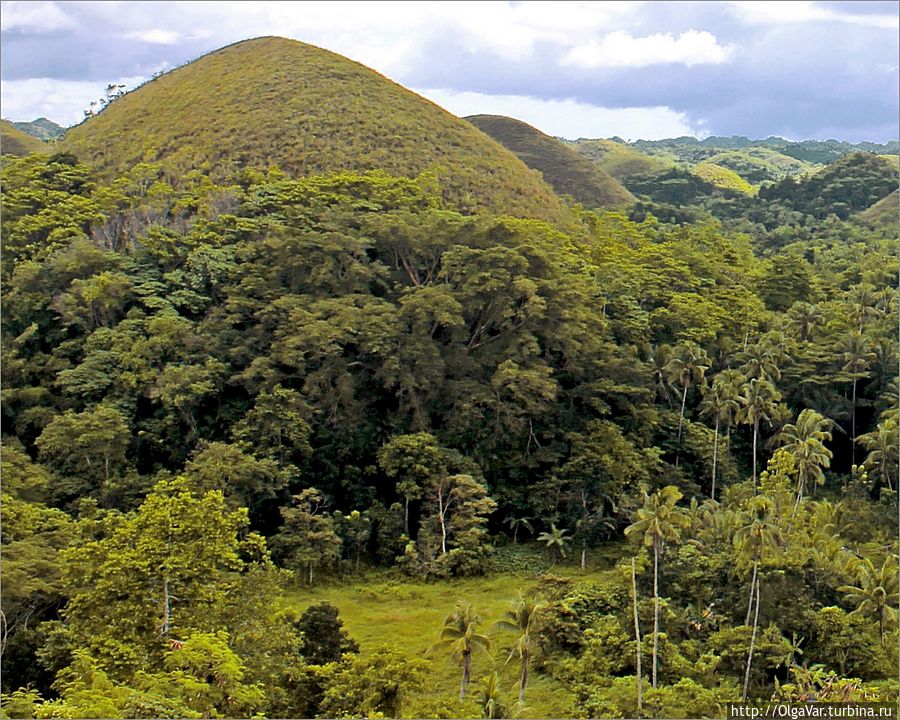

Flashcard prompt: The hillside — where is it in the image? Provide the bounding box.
[690,161,755,194]
[704,147,814,183]
[465,114,634,207]
[12,117,66,141]
[1,119,47,156]
[758,151,898,219]
[858,187,899,226]
[567,138,670,179]
[59,37,569,222]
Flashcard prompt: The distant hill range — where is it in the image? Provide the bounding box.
[465,114,634,208]
[11,117,66,141]
[57,36,569,223]
[1,119,47,156]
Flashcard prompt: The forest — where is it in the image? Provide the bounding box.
[1,133,897,719]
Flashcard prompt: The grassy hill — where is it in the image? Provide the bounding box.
[465,115,634,208]
[11,117,66,141]
[858,188,899,226]
[704,147,814,183]
[690,161,755,194]
[1,120,48,156]
[59,37,569,223]
[568,138,670,180]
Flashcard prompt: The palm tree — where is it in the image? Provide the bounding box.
[738,338,783,383]
[846,283,883,333]
[429,602,492,700]
[624,486,689,689]
[734,496,782,701]
[774,409,833,508]
[858,418,899,492]
[537,524,570,563]
[700,369,743,500]
[477,672,509,719]
[738,377,781,490]
[503,514,533,543]
[838,331,876,465]
[495,593,542,704]
[787,302,823,343]
[838,555,900,641]
[663,341,710,466]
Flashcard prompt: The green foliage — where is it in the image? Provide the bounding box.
[296,602,360,666]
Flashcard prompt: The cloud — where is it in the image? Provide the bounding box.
[562,29,737,68]
[1,75,147,126]
[125,29,181,45]
[415,88,703,141]
[0,0,75,32]
[728,1,899,29]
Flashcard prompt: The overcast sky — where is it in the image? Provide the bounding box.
[1,1,898,141]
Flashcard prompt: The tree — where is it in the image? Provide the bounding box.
[838,555,900,641]
[734,494,782,701]
[859,417,899,492]
[738,377,781,490]
[774,409,833,508]
[272,488,342,585]
[700,369,743,499]
[495,593,542,704]
[477,671,510,719]
[429,602,491,700]
[663,341,710,465]
[838,331,876,464]
[232,384,312,463]
[503,514,533,543]
[624,486,689,689]
[537,524,571,563]
[294,602,359,666]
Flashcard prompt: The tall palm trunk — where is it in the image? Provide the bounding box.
[711,417,720,500]
[851,379,857,465]
[743,563,761,702]
[676,381,688,468]
[752,418,759,492]
[460,650,471,699]
[744,561,758,625]
[652,541,660,689]
[632,557,644,713]
[161,574,170,636]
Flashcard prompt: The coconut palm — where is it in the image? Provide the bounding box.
[429,602,491,699]
[838,331,876,464]
[838,555,900,641]
[859,417,899,492]
[700,369,743,500]
[503,514,534,543]
[774,409,833,508]
[663,341,710,465]
[734,496,782,701]
[787,302,824,343]
[624,486,689,689]
[477,672,509,719]
[738,377,781,490]
[495,592,542,704]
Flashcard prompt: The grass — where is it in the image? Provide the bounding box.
[690,162,756,195]
[570,138,671,180]
[59,37,569,224]
[1,120,48,156]
[858,188,899,226]
[466,115,635,208]
[282,542,626,718]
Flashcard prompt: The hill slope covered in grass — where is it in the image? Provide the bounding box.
[1,120,47,156]
[567,138,671,180]
[59,37,569,223]
[466,114,634,208]
[12,117,66,141]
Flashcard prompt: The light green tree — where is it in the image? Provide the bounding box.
[429,602,491,700]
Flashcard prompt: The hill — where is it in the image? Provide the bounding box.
[703,147,814,183]
[690,161,755,194]
[858,188,899,227]
[758,152,898,219]
[0,119,47,156]
[59,37,569,222]
[465,115,634,208]
[11,117,66,141]
[567,138,670,180]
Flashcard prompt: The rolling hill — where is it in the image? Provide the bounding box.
[858,188,899,226]
[59,37,569,223]
[465,115,634,208]
[567,138,670,180]
[12,117,66,141]
[1,120,48,156]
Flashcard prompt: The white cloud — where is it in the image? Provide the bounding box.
[125,29,181,45]
[415,88,703,141]
[1,75,148,127]
[729,1,899,29]
[0,0,75,32]
[563,30,737,68]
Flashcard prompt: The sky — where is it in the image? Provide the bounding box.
[1,0,898,142]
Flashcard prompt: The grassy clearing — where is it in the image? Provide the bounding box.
[282,542,627,717]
